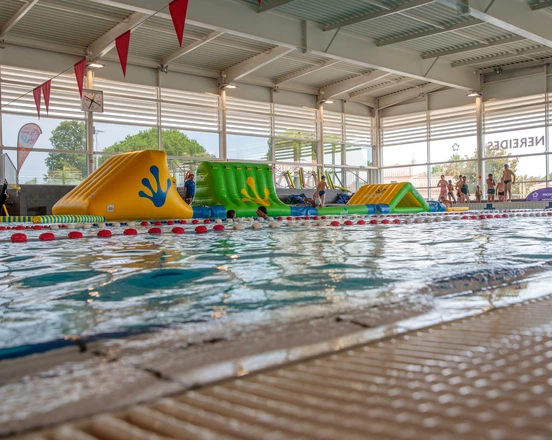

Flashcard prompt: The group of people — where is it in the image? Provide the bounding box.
[438,164,516,204]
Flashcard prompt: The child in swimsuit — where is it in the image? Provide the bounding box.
[316,176,328,207]
[486,173,496,202]
[502,164,516,202]
[456,175,464,203]
[461,176,469,202]
[438,175,448,200]
[447,180,456,203]
[496,178,505,202]
[475,185,482,203]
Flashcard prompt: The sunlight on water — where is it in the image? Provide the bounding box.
[1,217,552,353]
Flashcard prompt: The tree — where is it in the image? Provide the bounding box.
[46,123,212,182]
[45,121,87,183]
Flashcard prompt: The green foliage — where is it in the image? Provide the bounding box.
[45,121,87,182]
[45,123,212,181]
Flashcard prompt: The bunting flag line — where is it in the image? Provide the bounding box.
[169,0,189,47]
[42,80,52,115]
[74,58,86,98]
[32,86,42,119]
[116,30,131,77]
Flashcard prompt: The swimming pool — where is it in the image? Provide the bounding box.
[1,213,552,358]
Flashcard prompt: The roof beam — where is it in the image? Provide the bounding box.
[0,0,39,38]
[451,46,552,68]
[436,0,552,49]
[377,19,483,46]
[378,83,445,108]
[422,35,525,59]
[223,46,294,83]
[320,71,391,98]
[87,11,150,61]
[349,78,414,98]
[84,0,480,90]
[257,0,296,13]
[161,30,222,65]
[529,0,552,11]
[274,59,340,85]
[323,0,434,32]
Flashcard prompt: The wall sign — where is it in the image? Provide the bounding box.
[526,188,552,201]
[486,136,544,151]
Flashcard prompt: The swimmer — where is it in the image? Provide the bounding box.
[256,206,268,219]
[475,185,482,203]
[486,173,496,202]
[456,175,464,203]
[496,177,505,202]
[437,175,448,201]
[313,191,322,207]
[502,164,516,202]
[226,210,236,220]
[316,176,328,207]
[447,180,456,203]
[462,176,470,202]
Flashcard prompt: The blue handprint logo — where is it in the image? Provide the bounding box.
[138,166,171,207]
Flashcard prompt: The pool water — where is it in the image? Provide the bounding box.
[1,216,552,357]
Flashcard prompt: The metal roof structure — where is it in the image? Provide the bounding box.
[1,0,552,108]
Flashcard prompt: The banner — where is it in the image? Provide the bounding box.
[169,0,189,47]
[32,86,42,119]
[526,188,552,202]
[17,123,42,172]
[42,80,52,115]
[74,58,86,98]
[116,30,131,77]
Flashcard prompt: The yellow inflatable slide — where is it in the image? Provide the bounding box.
[52,150,193,221]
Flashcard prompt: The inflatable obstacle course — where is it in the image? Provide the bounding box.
[53,151,193,221]
[348,182,444,213]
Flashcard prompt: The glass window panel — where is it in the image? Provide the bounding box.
[430,160,478,192]
[382,142,427,167]
[346,145,373,167]
[2,115,85,151]
[94,123,157,152]
[164,130,218,159]
[490,155,546,200]
[227,135,270,161]
[383,165,427,190]
[430,135,477,164]
[5,150,87,185]
[323,143,342,166]
[274,139,316,163]
[484,127,546,158]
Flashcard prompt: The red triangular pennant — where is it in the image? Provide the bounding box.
[258,0,261,4]
[33,86,42,119]
[74,58,86,98]
[115,30,131,77]
[42,80,52,115]
[169,0,189,47]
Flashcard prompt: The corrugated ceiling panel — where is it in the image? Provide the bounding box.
[217,33,276,52]
[172,43,255,71]
[0,0,23,28]
[446,42,547,63]
[128,28,196,60]
[287,70,363,88]
[248,57,316,81]
[53,0,132,21]
[462,50,552,69]
[9,7,119,47]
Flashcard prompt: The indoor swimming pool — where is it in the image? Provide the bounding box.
[1,214,552,359]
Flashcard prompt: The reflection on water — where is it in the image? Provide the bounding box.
[1,217,552,352]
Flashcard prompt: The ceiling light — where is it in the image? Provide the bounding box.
[320,98,334,104]
[467,91,481,97]
[87,62,105,70]
[220,83,238,90]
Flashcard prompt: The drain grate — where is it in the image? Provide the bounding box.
[14,296,552,440]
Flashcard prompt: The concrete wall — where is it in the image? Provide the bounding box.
[7,185,74,216]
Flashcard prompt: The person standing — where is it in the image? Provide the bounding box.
[0,179,8,215]
[447,180,456,203]
[496,177,505,202]
[437,175,448,201]
[184,174,195,205]
[461,176,470,202]
[486,173,496,202]
[456,175,464,203]
[316,176,328,207]
[502,164,516,202]
[475,185,482,203]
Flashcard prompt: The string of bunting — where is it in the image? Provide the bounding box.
[3,0,189,117]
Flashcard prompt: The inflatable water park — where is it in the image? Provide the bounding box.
[51,150,446,221]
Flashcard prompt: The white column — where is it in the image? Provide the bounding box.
[317,101,324,178]
[476,94,483,190]
[374,108,383,184]
[219,88,227,160]
[86,68,95,176]
[157,69,162,151]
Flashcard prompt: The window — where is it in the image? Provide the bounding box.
[382,111,427,166]
[227,135,270,161]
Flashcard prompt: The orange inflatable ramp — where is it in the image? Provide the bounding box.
[52,150,193,221]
